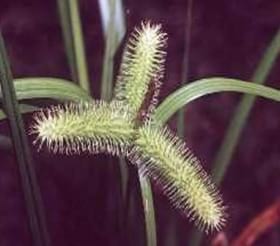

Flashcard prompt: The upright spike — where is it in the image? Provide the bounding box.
[114,21,167,119]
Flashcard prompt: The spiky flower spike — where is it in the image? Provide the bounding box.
[130,122,226,232]
[30,101,135,155]
[114,21,167,119]
[30,21,227,233]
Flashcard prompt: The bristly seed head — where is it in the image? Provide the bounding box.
[114,21,167,119]
[30,101,135,156]
[29,20,227,233]
[130,122,226,232]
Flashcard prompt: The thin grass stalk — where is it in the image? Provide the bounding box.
[139,173,157,246]
[176,0,193,139]
[189,27,280,246]
[98,0,125,43]
[57,0,90,91]
[57,0,77,82]
[211,27,280,184]
[119,157,129,201]
[100,0,117,100]
[0,34,50,246]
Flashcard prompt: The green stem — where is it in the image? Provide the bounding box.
[100,0,117,100]
[176,0,193,139]
[0,34,50,246]
[57,0,90,92]
[139,173,157,246]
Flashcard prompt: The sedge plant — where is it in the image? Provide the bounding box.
[30,21,226,233]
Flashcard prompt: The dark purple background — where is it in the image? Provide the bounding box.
[0,0,280,245]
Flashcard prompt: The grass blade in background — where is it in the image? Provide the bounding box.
[211,28,280,184]
[0,77,91,103]
[99,0,126,100]
[154,78,280,124]
[0,34,50,246]
[189,28,280,246]
[138,173,157,246]
[57,0,90,91]
[98,0,125,43]
[0,104,38,121]
[176,0,193,139]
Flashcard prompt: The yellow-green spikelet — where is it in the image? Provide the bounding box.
[30,101,135,155]
[114,21,167,117]
[130,122,226,232]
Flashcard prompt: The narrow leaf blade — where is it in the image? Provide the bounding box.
[212,28,280,185]
[0,77,91,103]
[0,34,50,246]
[99,0,126,100]
[57,0,90,91]
[154,78,280,124]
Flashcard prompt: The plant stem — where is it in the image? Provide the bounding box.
[177,0,193,138]
[139,173,157,246]
[57,0,90,92]
[0,34,50,246]
[100,0,117,100]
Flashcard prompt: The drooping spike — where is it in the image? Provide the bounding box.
[130,122,226,232]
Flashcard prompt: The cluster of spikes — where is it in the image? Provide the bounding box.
[31,21,226,232]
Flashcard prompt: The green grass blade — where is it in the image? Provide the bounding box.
[211,28,280,185]
[99,0,126,100]
[0,34,50,246]
[188,28,280,246]
[57,0,76,82]
[138,173,157,246]
[0,77,91,102]
[57,0,90,91]
[0,104,38,121]
[176,0,193,139]
[98,0,125,44]
[154,77,280,124]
